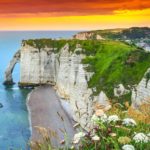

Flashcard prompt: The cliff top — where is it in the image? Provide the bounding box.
[22,38,150,102]
[22,38,136,53]
[73,27,150,40]
[22,39,67,51]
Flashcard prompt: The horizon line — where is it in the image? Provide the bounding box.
[0,26,149,32]
[0,30,84,32]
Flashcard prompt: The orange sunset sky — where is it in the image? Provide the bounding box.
[0,0,150,30]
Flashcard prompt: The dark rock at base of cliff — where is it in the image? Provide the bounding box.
[3,81,15,86]
[0,103,3,108]
[18,82,48,89]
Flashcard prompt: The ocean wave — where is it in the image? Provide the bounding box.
[10,87,19,90]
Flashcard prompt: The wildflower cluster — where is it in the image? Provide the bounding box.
[72,113,150,150]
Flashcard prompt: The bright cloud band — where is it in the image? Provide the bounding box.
[0,0,149,30]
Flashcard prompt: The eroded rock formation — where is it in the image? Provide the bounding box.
[132,68,150,108]
[73,32,104,40]
[16,42,101,129]
[4,50,20,85]
[114,84,130,97]
[5,40,150,129]
[19,43,58,85]
[73,32,94,40]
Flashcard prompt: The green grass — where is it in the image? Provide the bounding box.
[78,27,150,40]
[24,38,150,150]
[24,39,150,101]
[82,40,150,99]
[23,39,67,52]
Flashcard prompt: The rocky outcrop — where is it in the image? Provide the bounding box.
[114,84,130,97]
[10,42,100,129]
[19,43,58,85]
[96,35,104,40]
[97,91,110,108]
[73,32,94,40]
[5,40,150,129]
[132,68,150,108]
[0,103,3,108]
[73,32,105,40]
[136,42,150,52]
[4,51,20,85]
[54,44,110,128]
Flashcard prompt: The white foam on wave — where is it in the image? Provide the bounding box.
[11,87,19,90]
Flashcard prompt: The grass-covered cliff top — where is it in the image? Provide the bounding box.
[23,38,150,100]
[74,27,150,40]
[23,39,67,51]
[81,41,150,99]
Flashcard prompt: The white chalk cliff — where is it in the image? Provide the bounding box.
[73,32,104,40]
[4,41,150,129]
[4,42,109,129]
[4,51,20,84]
[73,32,94,40]
[132,68,150,108]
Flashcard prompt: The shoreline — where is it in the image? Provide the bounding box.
[26,87,42,139]
[26,89,34,141]
[26,85,76,148]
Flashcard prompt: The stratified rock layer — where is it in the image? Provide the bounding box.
[19,43,99,129]
[5,40,150,129]
[132,69,150,108]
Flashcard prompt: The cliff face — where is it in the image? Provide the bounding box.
[73,32,95,40]
[20,44,58,85]
[4,39,150,129]
[132,69,150,108]
[18,42,106,129]
[74,32,105,40]
[56,44,94,128]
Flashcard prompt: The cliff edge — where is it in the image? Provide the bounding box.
[4,38,150,129]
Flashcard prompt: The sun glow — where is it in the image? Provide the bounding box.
[0,1,149,30]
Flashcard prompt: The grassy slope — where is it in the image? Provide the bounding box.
[82,41,150,99]
[24,39,150,102]
[79,27,150,40]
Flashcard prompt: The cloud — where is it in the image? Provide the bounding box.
[0,0,149,17]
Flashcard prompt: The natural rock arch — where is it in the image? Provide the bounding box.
[4,50,20,85]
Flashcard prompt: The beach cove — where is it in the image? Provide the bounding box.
[0,31,78,149]
[27,85,76,148]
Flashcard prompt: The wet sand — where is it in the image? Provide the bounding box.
[27,85,76,148]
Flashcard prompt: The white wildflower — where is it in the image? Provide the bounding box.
[100,113,107,123]
[107,115,119,123]
[122,118,137,127]
[73,132,86,144]
[133,133,149,143]
[109,133,117,137]
[122,144,135,150]
[91,114,100,123]
[92,135,100,141]
[70,146,74,149]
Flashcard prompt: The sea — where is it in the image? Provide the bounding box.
[0,31,79,150]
